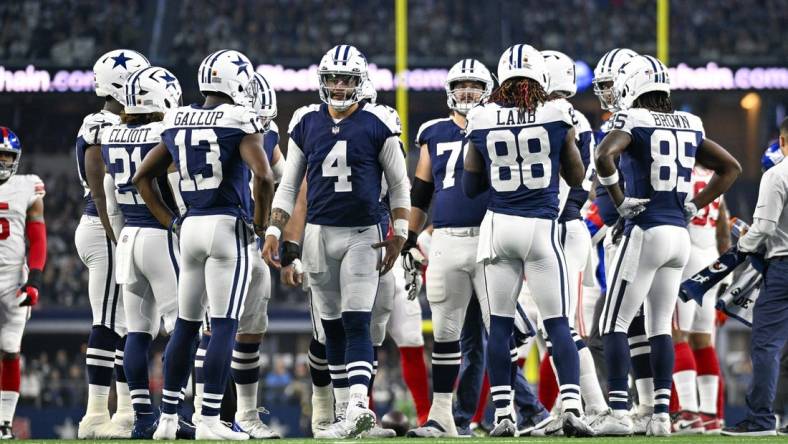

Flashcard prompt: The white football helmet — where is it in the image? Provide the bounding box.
[497,44,548,89]
[613,55,671,110]
[244,72,278,129]
[93,49,150,105]
[124,67,182,115]
[197,50,255,105]
[317,45,368,112]
[541,50,577,97]
[445,59,493,115]
[359,74,377,103]
[593,48,638,110]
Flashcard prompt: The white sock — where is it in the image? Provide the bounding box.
[334,387,349,418]
[86,384,110,415]
[349,384,369,408]
[115,381,132,416]
[578,347,606,413]
[0,391,19,423]
[429,392,453,421]
[673,370,699,412]
[635,377,654,413]
[194,383,204,416]
[235,382,258,414]
[697,375,719,415]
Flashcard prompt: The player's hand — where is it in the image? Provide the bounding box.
[402,247,426,300]
[615,197,650,219]
[373,235,406,275]
[262,235,281,269]
[683,201,699,224]
[17,269,42,307]
[281,259,304,287]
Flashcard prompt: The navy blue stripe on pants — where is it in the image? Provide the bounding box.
[746,259,788,429]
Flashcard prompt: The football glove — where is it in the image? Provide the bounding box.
[402,247,426,300]
[17,269,42,307]
[683,201,699,224]
[281,241,302,268]
[615,197,650,219]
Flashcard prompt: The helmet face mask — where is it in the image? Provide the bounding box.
[358,74,377,103]
[593,48,638,111]
[592,77,616,110]
[318,45,368,112]
[445,59,493,115]
[0,128,21,181]
[243,72,278,130]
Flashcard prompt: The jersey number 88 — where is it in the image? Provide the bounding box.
[486,127,552,191]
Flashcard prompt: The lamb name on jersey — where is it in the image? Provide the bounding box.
[0,175,45,265]
[75,110,120,216]
[161,103,261,219]
[688,166,722,248]
[465,101,574,219]
[416,118,487,228]
[612,108,704,233]
[287,102,401,226]
[101,121,178,228]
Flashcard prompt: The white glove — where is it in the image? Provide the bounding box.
[683,201,699,224]
[616,197,650,219]
[402,248,426,300]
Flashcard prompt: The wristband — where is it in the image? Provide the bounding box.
[598,170,619,186]
[393,219,409,239]
[26,269,43,289]
[265,225,281,240]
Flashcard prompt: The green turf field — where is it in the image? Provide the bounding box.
[18,437,788,444]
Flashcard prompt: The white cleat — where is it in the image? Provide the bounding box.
[196,417,249,440]
[314,418,349,439]
[591,409,633,436]
[560,412,595,437]
[77,413,115,439]
[107,411,134,438]
[631,411,652,435]
[153,413,178,440]
[490,417,516,437]
[361,424,397,438]
[531,414,563,436]
[235,409,280,439]
[311,388,334,435]
[345,403,376,438]
[646,414,671,437]
[406,419,452,438]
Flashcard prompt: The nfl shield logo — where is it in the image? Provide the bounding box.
[332,126,340,135]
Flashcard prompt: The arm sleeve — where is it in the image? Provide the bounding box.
[271,138,306,215]
[271,157,285,183]
[378,136,410,211]
[103,173,125,239]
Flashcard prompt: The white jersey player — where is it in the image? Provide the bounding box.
[74,49,149,439]
[0,127,46,440]
[670,165,730,434]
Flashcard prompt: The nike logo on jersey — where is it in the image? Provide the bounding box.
[358,228,371,233]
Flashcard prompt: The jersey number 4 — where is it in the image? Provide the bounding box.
[486,127,551,191]
[323,141,352,192]
[175,129,222,191]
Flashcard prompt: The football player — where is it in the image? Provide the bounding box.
[403,58,494,438]
[100,66,186,438]
[74,49,149,439]
[134,49,275,440]
[670,166,730,434]
[0,128,46,440]
[462,44,592,437]
[595,55,740,436]
[262,45,410,438]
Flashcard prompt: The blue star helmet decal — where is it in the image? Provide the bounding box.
[231,55,250,78]
[160,71,178,90]
[110,51,132,69]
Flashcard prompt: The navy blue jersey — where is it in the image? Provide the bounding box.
[75,110,120,217]
[263,121,279,164]
[288,102,401,227]
[416,117,488,228]
[465,101,574,219]
[101,122,176,227]
[558,102,594,223]
[612,108,704,233]
[592,119,620,226]
[161,103,261,219]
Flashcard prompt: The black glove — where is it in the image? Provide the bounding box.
[281,241,302,268]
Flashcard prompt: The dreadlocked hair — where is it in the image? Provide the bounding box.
[489,78,548,113]
[633,91,673,113]
[121,111,164,125]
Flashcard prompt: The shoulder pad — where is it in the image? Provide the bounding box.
[465,103,498,133]
[362,103,402,136]
[675,111,706,139]
[268,120,279,135]
[79,111,120,145]
[287,104,321,135]
[538,101,574,126]
[607,108,651,134]
[20,174,45,199]
[219,104,260,133]
[416,118,452,145]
